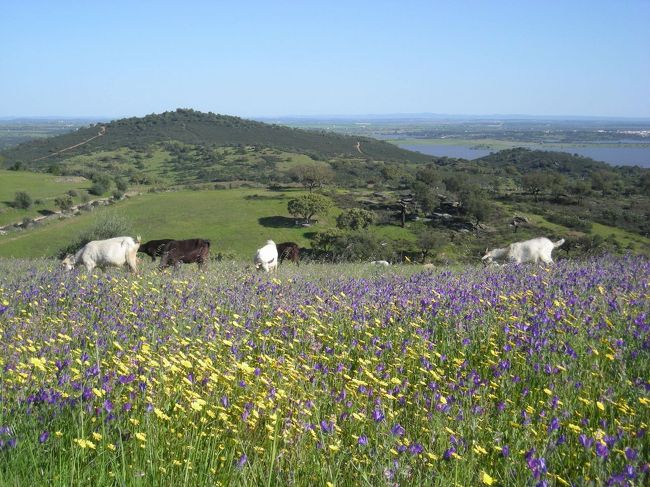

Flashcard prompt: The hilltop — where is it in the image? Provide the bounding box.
[0,109,431,168]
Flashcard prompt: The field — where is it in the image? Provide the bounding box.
[0,170,91,226]
[1,256,648,485]
[0,189,334,259]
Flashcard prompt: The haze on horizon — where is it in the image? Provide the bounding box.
[1,1,649,120]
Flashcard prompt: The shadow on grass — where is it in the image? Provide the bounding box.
[258,216,297,228]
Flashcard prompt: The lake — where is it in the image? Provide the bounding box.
[397,143,650,168]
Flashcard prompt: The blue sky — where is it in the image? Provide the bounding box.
[1,0,649,118]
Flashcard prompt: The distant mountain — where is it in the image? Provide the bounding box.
[0,108,432,167]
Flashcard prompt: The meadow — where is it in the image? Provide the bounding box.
[0,189,327,259]
[0,170,91,227]
[0,256,648,486]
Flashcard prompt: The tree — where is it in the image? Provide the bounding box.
[89,172,112,196]
[336,208,374,230]
[521,172,551,201]
[416,229,447,263]
[416,166,443,188]
[290,164,335,192]
[460,187,492,225]
[287,193,333,223]
[568,179,591,203]
[591,170,618,195]
[380,165,401,185]
[412,181,438,215]
[55,194,74,212]
[13,191,32,209]
[115,177,129,192]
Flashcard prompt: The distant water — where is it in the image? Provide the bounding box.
[398,143,650,168]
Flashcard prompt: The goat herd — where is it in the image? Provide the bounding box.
[60,234,565,273]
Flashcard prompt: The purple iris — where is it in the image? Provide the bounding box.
[390,423,405,437]
[371,409,385,423]
[409,443,423,455]
[320,420,334,433]
[547,417,560,433]
[236,453,247,468]
[579,434,593,449]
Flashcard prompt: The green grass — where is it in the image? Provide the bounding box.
[0,170,91,226]
[0,189,335,258]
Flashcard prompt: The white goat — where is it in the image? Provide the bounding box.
[62,236,141,273]
[482,237,564,265]
[370,260,390,266]
[254,240,278,273]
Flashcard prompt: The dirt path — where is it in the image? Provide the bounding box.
[33,125,106,162]
[355,141,363,154]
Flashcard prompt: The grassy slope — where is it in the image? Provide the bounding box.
[0,170,91,226]
[0,189,392,258]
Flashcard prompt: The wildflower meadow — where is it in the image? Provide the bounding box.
[0,256,648,486]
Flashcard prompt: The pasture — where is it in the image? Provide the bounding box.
[0,170,91,226]
[0,189,336,259]
[0,256,648,485]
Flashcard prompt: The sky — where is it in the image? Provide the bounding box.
[1,0,649,119]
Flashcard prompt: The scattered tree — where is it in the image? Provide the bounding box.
[336,208,374,230]
[416,229,448,263]
[290,164,335,192]
[287,193,333,223]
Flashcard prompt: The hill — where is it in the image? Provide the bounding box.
[0,109,432,168]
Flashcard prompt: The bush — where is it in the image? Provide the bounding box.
[13,191,32,209]
[55,195,74,212]
[313,231,393,262]
[336,208,375,231]
[89,181,109,196]
[57,214,134,258]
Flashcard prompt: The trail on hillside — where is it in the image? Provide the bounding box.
[32,126,106,162]
[355,141,363,154]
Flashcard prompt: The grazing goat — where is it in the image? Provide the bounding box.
[254,240,278,273]
[370,260,390,266]
[482,237,565,265]
[139,239,175,262]
[62,236,141,273]
[159,239,211,270]
[276,242,300,265]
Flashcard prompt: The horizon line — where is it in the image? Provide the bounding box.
[2,111,650,122]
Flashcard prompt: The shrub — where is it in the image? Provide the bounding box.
[54,195,74,212]
[13,191,32,209]
[336,208,375,231]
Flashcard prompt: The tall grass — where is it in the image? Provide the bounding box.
[0,257,648,485]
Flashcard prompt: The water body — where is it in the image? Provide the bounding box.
[398,143,650,168]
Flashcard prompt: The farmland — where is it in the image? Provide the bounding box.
[0,170,91,226]
[0,256,648,485]
[0,189,333,259]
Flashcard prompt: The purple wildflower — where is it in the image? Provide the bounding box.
[596,442,610,458]
[371,409,385,423]
[579,434,593,449]
[390,423,405,436]
[39,431,49,443]
[236,453,247,468]
[320,420,334,433]
[409,443,424,455]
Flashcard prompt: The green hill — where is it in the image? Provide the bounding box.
[0,109,431,168]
